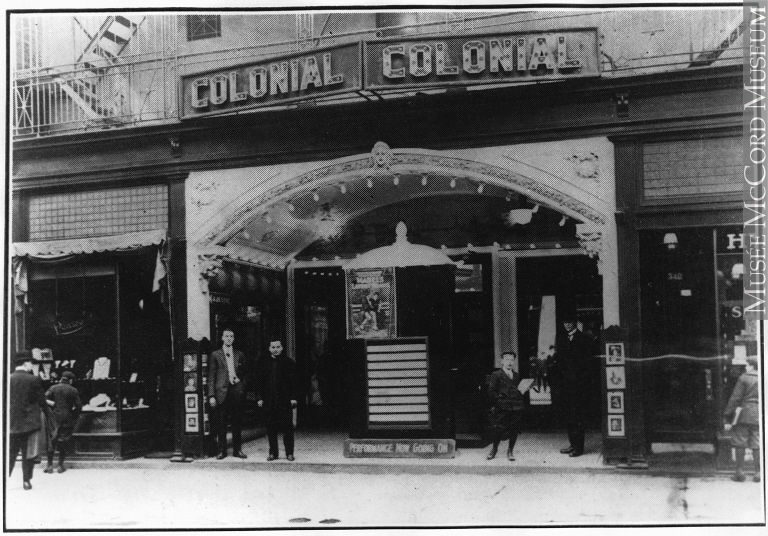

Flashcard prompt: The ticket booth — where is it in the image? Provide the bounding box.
[342,222,457,457]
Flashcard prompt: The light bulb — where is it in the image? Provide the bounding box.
[450,178,456,188]
[340,183,347,194]
[313,191,320,202]
[367,177,374,188]
[559,215,567,227]
[477,184,484,194]
[422,175,428,186]
[393,174,400,186]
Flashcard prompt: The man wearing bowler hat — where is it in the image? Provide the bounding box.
[554,315,593,457]
[9,350,47,490]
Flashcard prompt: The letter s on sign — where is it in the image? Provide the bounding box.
[383,45,406,79]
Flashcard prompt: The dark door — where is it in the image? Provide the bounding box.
[640,229,718,443]
[450,253,494,444]
[516,255,603,429]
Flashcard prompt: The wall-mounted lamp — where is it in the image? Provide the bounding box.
[663,232,678,250]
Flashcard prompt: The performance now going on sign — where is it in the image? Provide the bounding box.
[344,438,456,458]
[181,29,600,118]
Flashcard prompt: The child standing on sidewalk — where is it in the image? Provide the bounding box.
[44,371,82,473]
[723,356,760,482]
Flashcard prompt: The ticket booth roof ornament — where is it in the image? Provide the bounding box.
[344,222,455,270]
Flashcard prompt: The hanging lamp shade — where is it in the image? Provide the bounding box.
[344,222,455,270]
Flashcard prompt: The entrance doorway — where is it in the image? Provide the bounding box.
[514,254,603,430]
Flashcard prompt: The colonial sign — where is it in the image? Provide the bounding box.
[181,42,363,118]
[364,29,600,89]
[181,29,600,118]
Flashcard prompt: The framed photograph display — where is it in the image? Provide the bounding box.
[346,267,396,339]
[607,391,624,414]
[606,342,625,365]
[184,372,198,392]
[606,366,626,390]
[186,415,199,432]
[607,415,626,437]
[185,393,198,412]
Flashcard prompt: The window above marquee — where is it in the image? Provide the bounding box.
[186,15,221,41]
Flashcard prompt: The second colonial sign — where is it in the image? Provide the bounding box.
[364,29,600,89]
[181,29,600,118]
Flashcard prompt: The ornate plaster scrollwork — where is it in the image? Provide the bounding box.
[576,222,603,259]
[191,179,221,209]
[567,153,600,182]
[198,253,224,294]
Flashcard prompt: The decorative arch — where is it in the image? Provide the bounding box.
[202,143,609,252]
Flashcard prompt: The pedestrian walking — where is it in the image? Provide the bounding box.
[256,338,297,461]
[724,355,760,482]
[208,327,248,459]
[9,350,48,490]
[44,371,82,473]
[486,352,524,461]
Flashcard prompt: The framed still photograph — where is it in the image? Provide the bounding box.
[606,342,625,365]
[607,391,624,414]
[186,415,199,433]
[185,393,198,412]
[607,415,626,437]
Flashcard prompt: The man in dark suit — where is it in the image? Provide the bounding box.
[256,339,297,461]
[9,350,47,490]
[44,371,82,473]
[208,328,248,459]
[554,316,593,457]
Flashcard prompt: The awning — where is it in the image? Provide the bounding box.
[13,229,167,259]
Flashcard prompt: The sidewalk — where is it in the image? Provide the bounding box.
[65,430,727,477]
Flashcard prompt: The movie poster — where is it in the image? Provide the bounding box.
[346,268,396,339]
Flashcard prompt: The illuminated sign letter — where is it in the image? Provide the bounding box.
[489,38,514,73]
[323,53,344,85]
[270,62,289,95]
[435,42,459,76]
[291,59,300,92]
[516,37,527,71]
[228,72,247,102]
[210,74,228,105]
[300,56,324,90]
[409,44,432,77]
[191,77,209,108]
[383,45,406,79]
[463,41,486,74]
[248,67,268,98]
[528,36,555,70]
[556,34,582,70]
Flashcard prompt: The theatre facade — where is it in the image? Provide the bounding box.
[10,11,755,463]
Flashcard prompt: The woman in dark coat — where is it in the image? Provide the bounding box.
[487,352,524,461]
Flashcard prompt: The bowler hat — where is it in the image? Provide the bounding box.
[61,371,76,381]
[14,350,33,365]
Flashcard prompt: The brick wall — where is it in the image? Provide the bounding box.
[643,137,742,200]
[28,184,168,241]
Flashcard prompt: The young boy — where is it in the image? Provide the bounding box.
[44,371,82,473]
[723,356,760,482]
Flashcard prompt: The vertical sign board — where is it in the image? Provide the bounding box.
[366,338,430,430]
[605,342,626,438]
[181,340,210,456]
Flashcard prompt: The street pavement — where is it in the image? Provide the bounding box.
[5,463,765,530]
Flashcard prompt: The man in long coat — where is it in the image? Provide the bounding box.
[10,350,47,490]
[554,316,593,457]
[256,339,297,461]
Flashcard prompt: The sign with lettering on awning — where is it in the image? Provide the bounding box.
[180,29,601,119]
[364,29,601,90]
